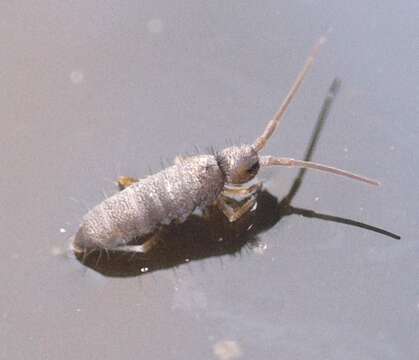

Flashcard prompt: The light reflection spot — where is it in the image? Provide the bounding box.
[253,242,268,255]
[69,70,84,84]
[147,18,164,33]
[213,340,242,360]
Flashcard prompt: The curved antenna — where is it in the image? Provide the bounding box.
[253,36,326,152]
[260,156,380,186]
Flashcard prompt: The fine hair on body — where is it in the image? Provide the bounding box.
[72,36,379,254]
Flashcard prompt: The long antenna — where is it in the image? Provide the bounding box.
[253,36,326,152]
[260,156,380,186]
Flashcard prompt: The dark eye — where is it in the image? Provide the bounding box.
[247,161,259,174]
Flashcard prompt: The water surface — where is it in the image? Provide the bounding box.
[0,1,417,359]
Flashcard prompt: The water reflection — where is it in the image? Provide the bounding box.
[75,78,400,277]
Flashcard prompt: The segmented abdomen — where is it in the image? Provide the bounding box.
[73,155,224,251]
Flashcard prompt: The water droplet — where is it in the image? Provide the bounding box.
[59,228,66,233]
[314,196,320,202]
[213,340,242,360]
[253,242,268,255]
[69,70,84,84]
[147,18,163,33]
[50,246,64,256]
[250,202,258,211]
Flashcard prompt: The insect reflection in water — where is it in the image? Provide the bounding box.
[72,36,385,258]
[74,76,399,277]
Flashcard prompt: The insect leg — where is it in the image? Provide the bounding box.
[117,176,139,190]
[112,233,160,253]
[221,182,263,198]
[217,195,257,223]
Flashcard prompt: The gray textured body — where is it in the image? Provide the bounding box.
[73,155,225,251]
[72,38,380,253]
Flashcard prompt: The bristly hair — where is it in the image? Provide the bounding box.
[193,144,201,155]
[206,145,218,157]
[214,150,228,175]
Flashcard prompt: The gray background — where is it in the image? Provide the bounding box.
[0,1,418,359]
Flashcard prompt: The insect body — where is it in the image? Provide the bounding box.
[72,37,379,254]
[74,155,225,252]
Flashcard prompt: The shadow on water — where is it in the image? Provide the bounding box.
[75,78,400,277]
